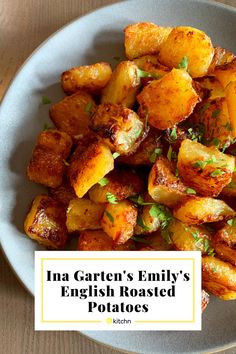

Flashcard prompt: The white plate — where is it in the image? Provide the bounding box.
[0,0,236,353]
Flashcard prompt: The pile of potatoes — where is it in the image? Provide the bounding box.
[24,23,236,304]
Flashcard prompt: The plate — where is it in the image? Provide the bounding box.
[0,0,236,353]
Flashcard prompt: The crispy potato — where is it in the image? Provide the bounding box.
[49,178,77,207]
[213,219,236,266]
[177,139,235,197]
[225,80,236,137]
[148,156,189,208]
[168,219,212,253]
[49,91,96,137]
[37,129,72,159]
[24,195,68,249]
[134,205,161,235]
[101,200,137,244]
[195,76,225,100]
[214,58,236,88]
[89,168,144,203]
[61,62,112,95]
[90,103,145,155]
[78,230,136,251]
[202,256,236,300]
[66,198,105,232]
[124,22,172,60]
[101,61,141,108]
[159,26,214,78]
[173,196,235,225]
[201,290,210,312]
[208,47,235,73]
[137,68,200,130]
[221,158,236,197]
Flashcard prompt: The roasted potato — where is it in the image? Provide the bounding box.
[124,22,172,60]
[225,80,236,137]
[78,230,136,251]
[134,230,173,251]
[213,219,236,266]
[68,136,114,198]
[134,205,161,235]
[24,195,68,249]
[195,76,225,100]
[61,62,112,95]
[66,198,105,232]
[27,129,72,188]
[148,156,189,208]
[49,91,96,137]
[177,139,235,197]
[90,103,145,155]
[214,58,236,88]
[168,219,213,253]
[49,177,77,207]
[173,196,235,225]
[159,26,214,78]
[137,68,200,130]
[202,256,236,300]
[101,61,141,108]
[208,46,235,73]
[88,168,144,204]
[101,200,137,244]
[221,157,236,197]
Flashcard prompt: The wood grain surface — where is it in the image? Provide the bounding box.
[0,1,236,353]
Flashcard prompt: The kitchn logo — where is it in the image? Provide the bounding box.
[106,317,132,325]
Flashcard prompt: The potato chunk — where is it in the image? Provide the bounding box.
[134,205,161,235]
[214,58,236,88]
[148,156,189,208]
[24,195,68,249]
[90,103,145,155]
[159,26,214,78]
[137,69,200,130]
[78,230,135,251]
[27,129,72,188]
[221,158,236,197]
[225,80,236,137]
[168,219,213,253]
[178,139,235,197]
[49,178,77,207]
[89,168,144,203]
[101,61,141,108]
[61,62,112,95]
[68,136,114,198]
[173,197,235,225]
[49,91,96,137]
[124,22,172,60]
[66,198,105,232]
[213,219,236,266]
[208,47,235,73]
[195,76,225,101]
[202,256,236,300]
[101,200,137,244]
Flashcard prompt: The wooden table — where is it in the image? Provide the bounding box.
[0,1,235,353]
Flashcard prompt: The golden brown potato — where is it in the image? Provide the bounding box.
[118,129,162,165]
[195,76,225,100]
[202,256,236,300]
[225,80,236,137]
[49,178,77,207]
[173,196,235,225]
[49,91,96,137]
[78,230,136,251]
[27,130,72,188]
[61,62,112,95]
[208,47,235,73]
[137,68,200,130]
[201,290,210,312]
[101,61,141,108]
[68,136,114,198]
[213,219,236,266]
[134,205,161,235]
[66,198,105,232]
[124,22,172,60]
[177,139,235,197]
[148,156,189,208]
[221,158,236,197]
[168,219,213,253]
[88,168,144,204]
[90,103,145,155]
[214,58,236,88]
[159,26,214,78]
[24,195,68,249]
[101,200,138,244]
[134,230,173,251]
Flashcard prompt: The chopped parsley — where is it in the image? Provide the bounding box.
[167,145,173,161]
[106,192,118,204]
[227,218,236,227]
[223,122,233,131]
[129,195,154,206]
[210,169,225,177]
[211,267,217,273]
[170,127,177,141]
[193,155,216,169]
[134,129,142,139]
[105,210,114,223]
[84,101,93,113]
[137,68,161,79]
[148,204,173,243]
[149,148,162,163]
[112,152,120,159]
[200,102,210,116]
[42,95,51,105]
[212,109,221,118]
[98,177,109,186]
[186,188,196,195]
[43,123,53,131]
[137,216,150,231]
[212,138,220,147]
[188,128,198,142]
[177,56,189,70]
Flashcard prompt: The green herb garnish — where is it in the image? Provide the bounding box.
[106,192,118,204]
[223,122,233,131]
[177,56,189,70]
[170,127,177,141]
[137,216,150,231]
[149,148,162,163]
[137,68,161,79]
[98,177,109,186]
[212,109,221,118]
[105,210,114,223]
[227,219,236,227]
[200,103,210,116]
[210,169,225,177]
[186,188,196,195]
[84,101,93,113]
[212,138,220,147]
[129,195,154,206]
[112,152,120,159]
[43,123,53,131]
[167,145,173,161]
